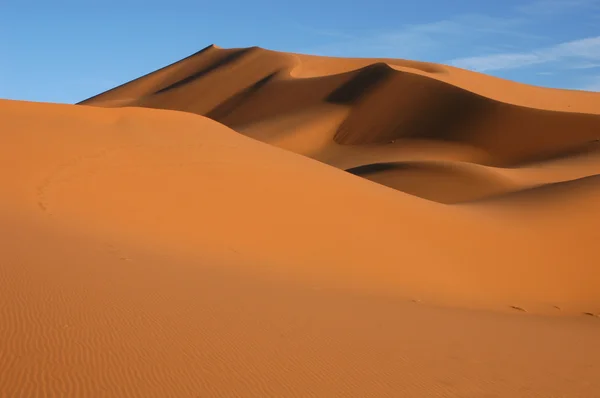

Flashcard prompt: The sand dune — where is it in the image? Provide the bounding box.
[2,45,600,396]
[79,44,600,205]
[81,44,600,202]
[2,98,600,397]
[81,45,600,167]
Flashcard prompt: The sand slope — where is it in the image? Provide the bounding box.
[80,45,600,203]
[1,98,600,397]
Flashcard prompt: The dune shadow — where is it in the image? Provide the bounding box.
[407,87,493,143]
[331,71,494,145]
[346,162,403,176]
[326,64,394,105]
[206,72,279,121]
[503,141,600,168]
[462,174,600,205]
[155,49,252,95]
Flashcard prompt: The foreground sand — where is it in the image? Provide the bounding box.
[1,98,600,397]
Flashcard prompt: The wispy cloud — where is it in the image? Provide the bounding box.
[517,0,600,15]
[449,36,600,71]
[294,14,532,60]
[450,53,543,71]
[291,24,354,40]
[581,76,600,91]
[290,0,600,90]
[571,62,600,69]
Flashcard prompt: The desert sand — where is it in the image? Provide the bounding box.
[1,45,600,397]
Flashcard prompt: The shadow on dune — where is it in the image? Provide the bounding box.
[346,162,400,175]
[154,48,253,95]
[463,174,600,205]
[206,72,279,120]
[345,160,518,204]
[331,69,493,146]
[326,63,394,104]
[506,141,600,168]
[79,44,600,172]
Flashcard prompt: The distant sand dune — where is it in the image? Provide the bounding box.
[81,44,600,170]
[81,45,600,205]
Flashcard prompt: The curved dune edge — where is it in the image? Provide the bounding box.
[2,99,600,397]
[81,44,600,114]
[346,160,520,204]
[465,174,600,206]
[344,156,600,204]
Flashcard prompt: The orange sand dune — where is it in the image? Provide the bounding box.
[81,44,600,168]
[80,45,600,204]
[1,98,600,397]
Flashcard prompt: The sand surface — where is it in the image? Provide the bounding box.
[2,46,600,396]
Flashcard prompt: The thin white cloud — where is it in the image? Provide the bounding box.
[294,14,531,60]
[292,0,600,93]
[291,24,354,40]
[449,36,600,71]
[571,62,600,69]
[581,76,600,91]
[295,0,597,59]
[517,0,600,15]
[451,53,543,71]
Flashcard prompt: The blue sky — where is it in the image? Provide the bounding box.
[1,0,599,104]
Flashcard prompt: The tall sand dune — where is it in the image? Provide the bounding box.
[80,44,600,202]
[1,98,600,397]
[81,45,600,162]
[2,46,600,396]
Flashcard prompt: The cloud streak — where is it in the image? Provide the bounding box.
[449,36,600,71]
[292,0,600,90]
[517,0,600,15]
[294,14,531,60]
[582,76,600,91]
